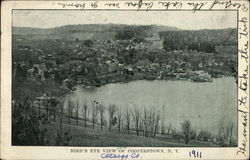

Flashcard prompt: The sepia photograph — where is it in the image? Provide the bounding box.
[11,10,238,147]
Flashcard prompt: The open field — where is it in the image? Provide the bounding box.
[45,122,218,147]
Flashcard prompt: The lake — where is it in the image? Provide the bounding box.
[63,77,237,137]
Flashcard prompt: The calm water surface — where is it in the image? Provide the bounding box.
[64,77,237,136]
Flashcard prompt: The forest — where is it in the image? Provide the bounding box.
[160,28,237,53]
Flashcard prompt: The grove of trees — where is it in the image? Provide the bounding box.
[62,99,237,146]
[12,98,72,146]
[12,96,236,146]
[160,28,237,53]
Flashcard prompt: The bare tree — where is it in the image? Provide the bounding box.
[218,121,234,145]
[125,107,131,134]
[117,106,122,133]
[161,105,166,134]
[139,119,143,134]
[132,106,140,136]
[75,102,79,126]
[218,120,224,138]
[68,100,74,124]
[145,109,160,138]
[167,124,172,135]
[59,103,63,134]
[153,111,160,137]
[181,120,192,144]
[108,104,116,132]
[98,104,105,131]
[48,98,59,122]
[148,109,155,137]
[197,130,212,141]
[92,100,98,129]
[225,122,233,145]
[142,107,149,137]
[82,102,88,127]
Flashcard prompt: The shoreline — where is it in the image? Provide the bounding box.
[75,74,236,89]
[72,75,236,92]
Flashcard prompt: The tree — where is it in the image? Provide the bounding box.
[75,102,79,126]
[115,27,135,40]
[55,104,72,146]
[92,100,99,129]
[132,106,141,136]
[167,124,172,135]
[190,129,197,141]
[163,39,174,51]
[48,98,60,122]
[108,104,117,132]
[153,111,160,137]
[161,105,166,134]
[145,109,161,138]
[141,107,149,137]
[15,63,28,82]
[82,102,88,127]
[148,109,155,137]
[197,130,212,142]
[55,129,72,146]
[125,107,131,134]
[12,98,50,145]
[84,39,94,47]
[68,100,74,124]
[225,122,233,145]
[98,104,105,131]
[117,106,122,133]
[58,103,64,134]
[54,70,63,85]
[181,120,192,144]
[217,121,234,145]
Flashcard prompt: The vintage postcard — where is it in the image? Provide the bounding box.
[1,0,249,159]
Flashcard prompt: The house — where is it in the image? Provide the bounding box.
[191,70,212,82]
[124,66,134,75]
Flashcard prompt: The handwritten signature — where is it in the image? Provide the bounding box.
[101,153,140,160]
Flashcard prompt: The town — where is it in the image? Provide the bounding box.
[12,25,237,95]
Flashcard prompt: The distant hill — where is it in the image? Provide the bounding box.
[160,28,237,53]
[159,28,237,44]
[13,25,237,54]
[13,24,180,40]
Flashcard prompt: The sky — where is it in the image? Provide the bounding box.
[13,10,237,30]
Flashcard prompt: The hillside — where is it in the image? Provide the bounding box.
[13,24,237,54]
[160,28,237,53]
[13,24,180,40]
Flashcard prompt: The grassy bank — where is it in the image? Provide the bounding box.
[43,118,219,147]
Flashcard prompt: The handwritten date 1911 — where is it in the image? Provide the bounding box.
[189,150,202,158]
